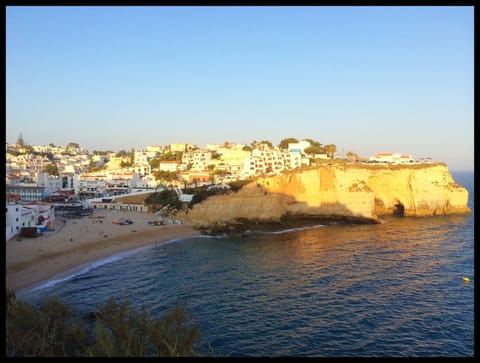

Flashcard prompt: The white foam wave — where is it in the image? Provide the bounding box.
[18,235,207,297]
[255,224,326,235]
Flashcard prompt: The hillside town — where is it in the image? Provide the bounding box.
[6,135,422,241]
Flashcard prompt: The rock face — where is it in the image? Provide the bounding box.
[181,164,470,228]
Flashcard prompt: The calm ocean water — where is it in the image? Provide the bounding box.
[21,171,474,357]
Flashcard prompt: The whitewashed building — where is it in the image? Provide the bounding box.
[369,153,414,164]
[77,171,140,198]
[5,203,22,241]
[5,202,55,241]
[288,140,312,154]
[182,148,212,171]
[159,160,181,172]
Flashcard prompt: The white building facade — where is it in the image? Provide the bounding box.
[369,153,414,164]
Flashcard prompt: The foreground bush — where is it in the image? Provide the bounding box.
[6,289,200,357]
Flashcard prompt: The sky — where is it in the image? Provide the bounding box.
[6,6,474,171]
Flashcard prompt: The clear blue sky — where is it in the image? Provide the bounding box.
[6,6,474,171]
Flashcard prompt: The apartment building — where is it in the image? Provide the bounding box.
[146,145,165,153]
[77,171,140,198]
[35,172,76,195]
[169,143,196,153]
[135,149,158,162]
[159,160,181,172]
[241,146,304,178]
[6,202,55,241]
[6,203,22,241]
[182,148,212,171]
[35,172,62,194]
[6,184,46,202]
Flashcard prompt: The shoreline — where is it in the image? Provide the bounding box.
[15,235,200,298]
[6,209,198,295]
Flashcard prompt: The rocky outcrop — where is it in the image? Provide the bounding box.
[179,164,470,231]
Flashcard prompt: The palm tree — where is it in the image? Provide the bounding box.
[325,144,337,159]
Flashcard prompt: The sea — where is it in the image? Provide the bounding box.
[19,171,475,357]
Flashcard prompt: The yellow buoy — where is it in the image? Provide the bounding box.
[463,277,470,282]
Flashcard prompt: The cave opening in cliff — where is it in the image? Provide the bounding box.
[393,202,405,216]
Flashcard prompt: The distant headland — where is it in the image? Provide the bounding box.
[177,163,471,234]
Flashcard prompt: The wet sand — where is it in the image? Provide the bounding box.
[6,209,199,294]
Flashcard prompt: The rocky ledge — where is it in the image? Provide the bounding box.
[178,163,470,234]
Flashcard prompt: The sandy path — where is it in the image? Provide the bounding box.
[6,209,199,294]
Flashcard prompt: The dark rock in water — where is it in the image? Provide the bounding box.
[83,311,100,321]
[197,214,380,236]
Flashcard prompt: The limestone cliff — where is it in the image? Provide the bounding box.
[180,164,470,228]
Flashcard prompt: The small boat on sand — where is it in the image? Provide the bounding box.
[112,218,133,225]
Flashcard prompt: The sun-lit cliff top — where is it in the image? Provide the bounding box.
[179,163,470,232]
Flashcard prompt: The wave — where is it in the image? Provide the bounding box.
[26,254,127,294]
[158,234,227,246]
[254,224,326,235]
[17,234,208,297]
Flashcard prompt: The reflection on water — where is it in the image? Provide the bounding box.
[21,173,474,357]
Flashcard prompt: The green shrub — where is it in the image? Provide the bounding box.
[188,187,227,208]
[228,178,255,192]
[145,189,182,210]
[6,289,88,356]
[6,290,201,357]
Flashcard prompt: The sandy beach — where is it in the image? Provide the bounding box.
[6,209,199,294]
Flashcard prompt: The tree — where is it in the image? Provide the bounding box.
[66,142,80,152]
[45,163,59,176]
[278,137,299,150]
[16,133,25,148]
[325,144,337,159]
[130,148,135,164]
[208,173,216,185]
[242,145,252,152]
[346,151,359,158]
[154,170,178,184]
[206,164,216,172]
[92,150,111,155]
[149,158,161,169]
[258,140,273,148]
[158,151,181,161]
[192,177,199,188]
[6,149,19,156]
[23,145,34,154]
[145,189,182,210]
[116,150,129,158]
[120,160,133,168]
[303,138,323,149]
[304,146,324,155]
